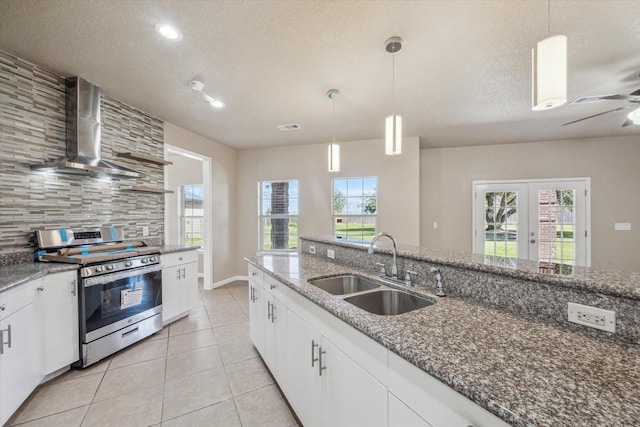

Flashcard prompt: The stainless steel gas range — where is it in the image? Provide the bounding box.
[35,226,162,368]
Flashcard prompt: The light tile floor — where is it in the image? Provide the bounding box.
[9,281,300,427]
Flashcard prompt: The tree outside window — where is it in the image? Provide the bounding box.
[259,180,298,251]
[182,185,203,247]
[333,177,377,242]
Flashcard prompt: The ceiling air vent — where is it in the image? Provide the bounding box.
[277,124,301,131]
[571,95,616,104]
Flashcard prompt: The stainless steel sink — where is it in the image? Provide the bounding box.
[308,275,381,295]
[343,289,434,315]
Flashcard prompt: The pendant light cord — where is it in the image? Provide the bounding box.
[547,0,551,36]
[332,97,336,144]
[392,49,396,117]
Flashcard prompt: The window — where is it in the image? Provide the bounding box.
[259,180,298,251]
[182,184,203,247]
[333,177,377,242]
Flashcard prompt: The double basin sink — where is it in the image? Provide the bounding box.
[308,275,434,316]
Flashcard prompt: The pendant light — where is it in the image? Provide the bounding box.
[327,89,341,172]
[532,1,567,111]
[385,36,403,155]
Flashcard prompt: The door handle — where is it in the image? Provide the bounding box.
[318,347,327,376]
[0,324,12,354]
[122,326,139,338]
[311,340,319,367]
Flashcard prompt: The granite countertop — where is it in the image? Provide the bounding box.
[0,245,198,293]
[303,235,640,301]
[247,253,640,427]
[158,244,200,254]
[0,262,79,293]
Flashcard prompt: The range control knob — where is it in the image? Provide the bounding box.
[141,258,148,263]
[96,266,104,272]
[106,264,114,270]
[150,256,157,262]
[125,261,133,267]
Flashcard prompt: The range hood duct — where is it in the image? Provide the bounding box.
[31,77,140,178]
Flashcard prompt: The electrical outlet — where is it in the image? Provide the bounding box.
[142,226,149,236]
[327,249,335,259]
[568,302,616,333]
[309,245,316,254]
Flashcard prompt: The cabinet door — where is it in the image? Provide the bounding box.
[162,266,181,324]
[0,303,42,426]
[389,392,432,427]
[179,261,198,314]
[320,337,387,427]
[285,309,322,427]
[248,281,265,355]
[263,291,288,384]
[39,270,79,374]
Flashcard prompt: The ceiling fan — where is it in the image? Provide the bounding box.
[562,88,640,127]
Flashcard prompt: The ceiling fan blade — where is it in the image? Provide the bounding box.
[599,94,631,101]
[630,88,640,97]
[622,119,635,127]
[561,106,631,126]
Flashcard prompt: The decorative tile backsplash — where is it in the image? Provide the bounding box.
[0,50,165,258]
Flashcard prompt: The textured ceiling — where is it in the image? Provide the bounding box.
[1,0,640,150]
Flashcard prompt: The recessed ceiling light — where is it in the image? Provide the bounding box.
[154,23,182,41]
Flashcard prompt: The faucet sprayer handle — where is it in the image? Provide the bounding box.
[375,262,386,276]
[405,270,418,279]
[430,267,440,273]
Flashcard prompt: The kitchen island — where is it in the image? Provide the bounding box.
[246,248,640,427]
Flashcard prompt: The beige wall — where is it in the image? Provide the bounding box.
[163,122,237,283]
[235,137,420,273]
[420,135,640,273]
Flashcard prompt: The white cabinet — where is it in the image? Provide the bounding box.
[0,279,42,426]
[389,392,432,427]
[285,309,322,427]
[388,351,510,427]
[162,250,198,324]
[37,270,79,375]
[320,336,387,427]
[263,282,288,383]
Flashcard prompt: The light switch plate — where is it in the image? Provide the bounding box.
[142,226,149,236]
[309,245,316,254]
[327,249,335,259]
[614,223,631,231]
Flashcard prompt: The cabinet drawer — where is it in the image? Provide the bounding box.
[248,264,263,283]
[0,279,40,321]
[162,250,197,268]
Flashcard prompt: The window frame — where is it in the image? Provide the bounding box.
[258,179,299,253]
[180,184,204,248]
[332,176,378,242]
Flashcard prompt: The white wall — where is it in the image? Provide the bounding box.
[420,135,640,272]
[163,122,237,283]
[235,137,420,273]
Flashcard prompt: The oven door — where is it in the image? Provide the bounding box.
[80,264,162,342]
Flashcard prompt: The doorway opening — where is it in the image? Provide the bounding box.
[164,145,213,290]
[472,178,591,270]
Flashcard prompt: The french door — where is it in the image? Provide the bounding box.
[473,179,590,269]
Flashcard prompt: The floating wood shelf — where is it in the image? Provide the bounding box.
[129,186,174,194]
[117,152,173,166]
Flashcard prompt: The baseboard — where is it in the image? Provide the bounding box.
[207,275,248,290]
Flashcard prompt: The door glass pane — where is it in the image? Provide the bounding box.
[537,189,575,272]
[483,191,518,259]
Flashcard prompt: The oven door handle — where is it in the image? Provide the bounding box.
[83,264,163,288]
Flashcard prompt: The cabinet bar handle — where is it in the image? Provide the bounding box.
[70,279,77,296]
[271,303,276,323]
[181,267,186,279]
[250,286,254,302]
[311,340,319,367]
[176,268,180,279]
[318,347,327,376]
[267,301,272,320]
[0,324,12,354]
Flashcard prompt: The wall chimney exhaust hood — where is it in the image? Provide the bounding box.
[31,77,140,178]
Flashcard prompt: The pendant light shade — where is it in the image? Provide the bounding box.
[327,89,341,172]
[385,36,403,155]
[532,35,567,111]
[385,115,402,155]
[328,143,340,172]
